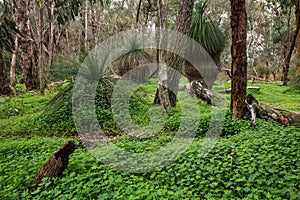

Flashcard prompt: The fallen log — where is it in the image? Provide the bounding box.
[246,94,300,127]
[33,140,76,186]
[190,80,227,105]
[184,81,300,127]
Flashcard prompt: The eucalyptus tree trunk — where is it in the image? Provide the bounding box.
[230,0,248,119]
[17,0,38,91]
[0,50,9,95]
[38,0,45,95]
[154,0,195,108]
[84,0,89,50]
[168,0,195,106]
[10,36,18,87]
[282,0,300,86]
[249,3,264,78]
[48,1,55,77]
[153,0,172,113]
[295,0,300,77]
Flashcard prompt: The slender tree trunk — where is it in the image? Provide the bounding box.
[48,1,55,78]
[230,0,248,119]
[296,0,300,77]
[250,3,264,78]
[38,1,45,95]
[0,50,8,95]
[283,0,300,86]
[10,36,18,87]
[22,1,34,90]
[84,0,89,50]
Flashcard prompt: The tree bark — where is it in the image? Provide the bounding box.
[33,141,76,186]
[296,0,300,77]
[283,0,300,86]
[10,36,18,87]
[38,1,45,95]
[18,0,38,91]
[153,0,172,113]
[246,94,300,127]
[154,0,195,108]
[190,80,226,105]
[48,1,55,78]
[185,84,300,128]
[84,0,89,50]
[0,50,10,95]
[230,0,248,119]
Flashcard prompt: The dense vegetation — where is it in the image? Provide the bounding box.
[1,120,299,199]
[1,0,300,199]
[0,79,299,199]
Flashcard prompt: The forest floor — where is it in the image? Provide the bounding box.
[0,80,299,199]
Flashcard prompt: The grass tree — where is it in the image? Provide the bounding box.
[112,38,153,82]
[183,0,226,88]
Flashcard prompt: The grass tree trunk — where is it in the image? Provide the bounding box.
[230,0,248,119]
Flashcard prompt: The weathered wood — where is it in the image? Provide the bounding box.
[245,95,257,129]
[190,80,227,105]
[246,94,300,127]
[33,140,76,185]
[184,82,300,127]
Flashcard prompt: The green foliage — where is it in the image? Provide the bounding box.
[0,137,69,197]
[189,0,226,57]
[1,122,299,199]
[0,91,55,119]
[112,37,153,77]
[53,0,83,26]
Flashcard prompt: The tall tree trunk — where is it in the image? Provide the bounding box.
[230,0,248,119]
[250,3,264,78]
[154,0,195,108]
[84,0,89,50]
[283,0,300,86]
[154,0,172,113]
[296,0,300,77]
[48,1,55,78]
[0,50,9,95]
[38,1,45,95]
[18,0,38,91]
[10,36,18,87]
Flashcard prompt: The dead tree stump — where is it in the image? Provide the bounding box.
[33,140,76,185]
